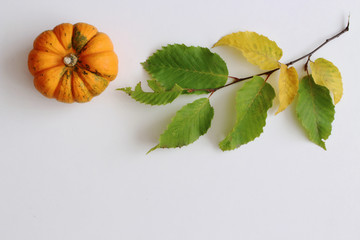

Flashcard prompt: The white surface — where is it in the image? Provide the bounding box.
[1,0,360,239]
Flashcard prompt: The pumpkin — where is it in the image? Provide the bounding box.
[28,23,118,103]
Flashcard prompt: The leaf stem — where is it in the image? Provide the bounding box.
[187,19,349,94]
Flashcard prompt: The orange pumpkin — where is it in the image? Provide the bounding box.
[28,23,118,103]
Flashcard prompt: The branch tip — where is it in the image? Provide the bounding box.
[185,20,349,95]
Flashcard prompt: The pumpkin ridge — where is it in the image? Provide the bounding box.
[53,68,71,94]
[76,62,105,79]
[76,64,96,75]
[34,30,67,55]
[72,24,98,53]
[77,51,118,81]
[53,28,68,51]
[34,66,68,99]
[32,64,65,76]
[76,32,100,55]
[78,50,114,58]
[76,67,109,96]
[76,68,94,94]
[75,34,98,53]
[66,69,76,101]
[50,31,67,52]
[28,49,64,75]
[70,70,79,100]
[71,70,93,102]
[34,65,67,78]
[53,23,74,51]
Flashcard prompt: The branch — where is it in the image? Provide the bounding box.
[186,19,350,94]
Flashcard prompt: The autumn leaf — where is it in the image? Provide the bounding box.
[309,58,343,104]
[213,31,282,70]
[276,64,299,114]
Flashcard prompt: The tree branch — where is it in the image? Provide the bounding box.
[186,19,350,94]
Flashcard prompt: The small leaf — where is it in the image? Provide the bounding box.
[219,76,275,151]
[118,82,182,105]
[149,98,214,153]
[309,58,343,104]
[213,31,282,70]
[276,64,299,114]
[296,75,335,150]
[147,79,166,92]
[142,44,228,90]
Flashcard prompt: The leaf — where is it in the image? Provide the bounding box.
[142,44,228,90]
[148,98,214,153]
[309,58,343,104]
[118,82,183,105]
[147,79,166,92]
[276,64,299,114]
[219,76,275,151]
[296,75,335,150]
[213,31,282,70]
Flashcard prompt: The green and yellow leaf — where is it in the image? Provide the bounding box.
[276,64,299,114]
[142,44,228,90]
[219,76,275,151]
[118,82,183,105]
[309,58,343,104]
[213,31,282,70]
[296,75,335,150]
[148,98,214,153]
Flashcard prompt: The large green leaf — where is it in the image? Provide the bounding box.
[296,75,335,150]
[219,76,275,151]
[148,98,214,153]
[142,44,229,90]
[118,82,182,105]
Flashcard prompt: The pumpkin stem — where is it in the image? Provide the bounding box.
[63,53,78,67]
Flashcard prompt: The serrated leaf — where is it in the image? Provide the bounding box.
[296,75,335,150]
[118,82,182,105]
[147,79,166,92]
[148,98,214,153]
[142,44,228,90]
[213,31,282,70]
[276,64,299,114]
[219,76,275,151]
[147,79,205,95]
[309,58,343,104]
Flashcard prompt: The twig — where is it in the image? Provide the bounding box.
[186,19,350,94]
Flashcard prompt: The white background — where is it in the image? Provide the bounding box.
[1,0,360,239]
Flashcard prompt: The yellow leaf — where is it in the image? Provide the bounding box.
[309,58,343,104]
[276,64,299,114]
[213,31,282,70]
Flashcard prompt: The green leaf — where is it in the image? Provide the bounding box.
[296,75,335,150]
[148,98,214,153]
[147,79,166,92]
[142,44,229,90]
[118,82,183,105]
[219,76,275,151]
[147,79,206,95]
